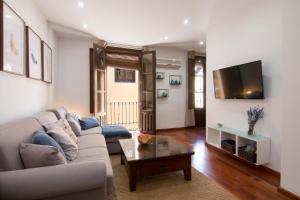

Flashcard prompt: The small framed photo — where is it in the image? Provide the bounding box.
[42,41,52,83]
[1,2,26,75]
[169,75,182,86]
[157,89,169,98]
[26,26,42,80]
[156,72,165,80]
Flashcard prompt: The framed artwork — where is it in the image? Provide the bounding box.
[1,2,26,75]
[42,41,52,83]
[26,26,42,80]
[169,75,182,86]
[157,89,169,98]
[156,72,165,80]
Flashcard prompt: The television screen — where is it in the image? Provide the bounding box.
[213,61,264,99]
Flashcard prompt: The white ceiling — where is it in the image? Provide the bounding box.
[34,0,215,52]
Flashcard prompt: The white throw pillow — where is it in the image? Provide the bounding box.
[47,127,78,161]
[46,119,78,144]
[66,113,81,136]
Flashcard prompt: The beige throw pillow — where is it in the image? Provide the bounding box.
[66,113,81,136]
[46,119,78,144]
[19,143,66,169]
[47,127,78,161]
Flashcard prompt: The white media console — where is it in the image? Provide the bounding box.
[206,125,271,165]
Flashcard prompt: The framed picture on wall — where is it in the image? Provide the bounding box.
[169,75,182,86]
[1,2,26,75]
[157,89,169,98]
[26,26,42,80]
[42,41,52,83]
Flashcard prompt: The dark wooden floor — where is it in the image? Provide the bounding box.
[157,128,292,200]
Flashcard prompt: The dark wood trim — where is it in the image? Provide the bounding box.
[106,46,141,56]
[26,26,42,80]
[1,1,26,76]
[278,187,300,200]
[205,142,281,179]
[156,126,195,132]
[89,48,94,114]
[41,41,52,83]
[106,58,139,69]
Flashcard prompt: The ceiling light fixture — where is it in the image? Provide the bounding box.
[78,1,84,8]
[183,19,189,24]
[164,36,169,40]
[83,24,88,29]
[199,41,204,45]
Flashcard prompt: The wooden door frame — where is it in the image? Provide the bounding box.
[140,50,156,133]
[194,56,206,127]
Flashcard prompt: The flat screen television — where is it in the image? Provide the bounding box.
[213,61,264,99]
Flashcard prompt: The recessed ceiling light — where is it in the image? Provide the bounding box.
[83,24,88,29]
[183,19,189,24]
[78,1,84,8]
[164,36,169,40]
[199,41,204,45]
[5,14,12,19]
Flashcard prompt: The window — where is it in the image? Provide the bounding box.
[115,68,135,83]
[195,61,204,108]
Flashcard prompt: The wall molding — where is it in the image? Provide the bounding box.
[278,187,300,200]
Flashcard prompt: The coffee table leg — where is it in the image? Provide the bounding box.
[121,153,124,165]
[129,164,137,191]
[184,156,192,181]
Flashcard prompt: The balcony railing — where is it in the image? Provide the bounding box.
[106,101,139,131]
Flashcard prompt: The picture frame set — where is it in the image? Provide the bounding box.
[156,72,165,80]
[169,75,182,86]
[1,1,52,83]
[157,89,169,98]
[156,73,182,99]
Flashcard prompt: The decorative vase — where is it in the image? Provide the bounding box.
[248,123,255,135]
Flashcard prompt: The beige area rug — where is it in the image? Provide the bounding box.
[108,155,238,200]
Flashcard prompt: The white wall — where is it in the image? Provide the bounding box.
[280,0,300,196]
[206,0,282,171]
[153,47,188,130]
[106,67,139,103]
[0,0,57,124]
[53,36,93,116]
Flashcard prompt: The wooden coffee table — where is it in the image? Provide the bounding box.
[119,136,195,191]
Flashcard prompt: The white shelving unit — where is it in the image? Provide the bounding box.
[206,125,271,165]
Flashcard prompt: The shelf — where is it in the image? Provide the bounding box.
[208,125,270,142]
[206,125,270,165]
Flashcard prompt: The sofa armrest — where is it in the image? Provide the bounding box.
[0,161,107,200]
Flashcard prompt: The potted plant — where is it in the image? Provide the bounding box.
[246,106,264,135]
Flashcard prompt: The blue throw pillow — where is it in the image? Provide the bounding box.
[32,130,66,158]
[79,117,100,130]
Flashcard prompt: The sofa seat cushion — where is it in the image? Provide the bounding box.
[77,134,106,150]
[80,126,102,135]
[72,147,113,194]
[101,125,131,138]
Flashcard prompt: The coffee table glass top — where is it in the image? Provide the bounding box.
[119,136,194,162]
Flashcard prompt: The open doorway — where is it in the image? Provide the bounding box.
[90,45,156,133]
[106,67,139,131]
